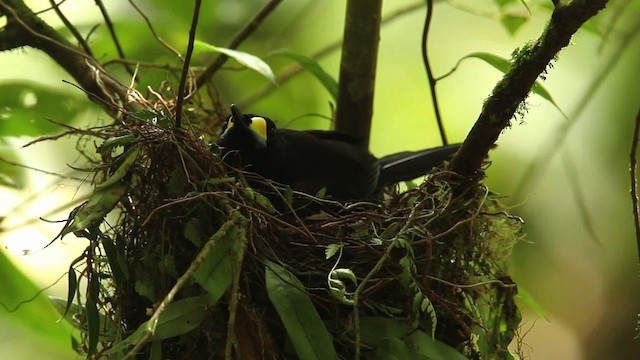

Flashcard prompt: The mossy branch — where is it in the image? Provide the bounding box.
[448,0,609,179]
[0,0,137,116]
[335,0,383,149]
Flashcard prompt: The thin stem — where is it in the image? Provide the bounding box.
[196,0,283,88]
[94,0,135,77]
[47,0,93,56]
[127,0,183,60]
[630,106,640,271]
[175,0,202,128]
[353,204,420,359]
[422,0,448,145]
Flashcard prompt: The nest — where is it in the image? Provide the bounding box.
[58,108,524,359]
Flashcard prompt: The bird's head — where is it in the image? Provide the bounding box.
[218,104,277,150]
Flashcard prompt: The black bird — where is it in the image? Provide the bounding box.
[218,104,461,200]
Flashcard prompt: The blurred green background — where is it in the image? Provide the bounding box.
[1,0,639,358]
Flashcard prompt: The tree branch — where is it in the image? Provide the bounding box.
[195,0,283,88]
[448,0,609,179]
[335,0,383,149]
[0,0,136,116]
[422,0,448,145]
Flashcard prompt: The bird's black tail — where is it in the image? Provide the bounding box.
[377,143,462,186]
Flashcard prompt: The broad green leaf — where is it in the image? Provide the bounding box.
[194,41,275,83]
[193,226,238,305]
[449,52,562,112]
[106,296,207,355]
[272,50,338,100]
[358,317,468,360]
[499,14,527,35]
[0,81,88,136]
[60,146,139,237]
[0,248,76,358]
[265,261,339,360]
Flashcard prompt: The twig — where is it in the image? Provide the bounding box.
[630,106,640,270]
[225,225,247,359]
[422,0,448,145]
[195,0,283,88]
[127,0,183,60]
[0,0,133,114]
[94,0,135,77]
[448,0,609,179]
[175,0,202,128]
[0,156,86,182]
[47,0,93,56]
[353,203,420,359]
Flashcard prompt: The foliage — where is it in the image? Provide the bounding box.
[0,0,617,359]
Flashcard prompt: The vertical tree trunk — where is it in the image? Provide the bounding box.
[335,0,383,149]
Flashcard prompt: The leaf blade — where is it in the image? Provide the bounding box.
[195,41,275,83]
[265,261,339,360]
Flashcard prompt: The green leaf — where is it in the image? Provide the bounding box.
[96,134,137,154]
[242,187,276,213]
[183,218,203,247]
[61,265,78,320]
[102,235,127,285]
[0,81,88,137]
[57,252,87,324]
[86,272,100,357]
[357,317,468,360]
[265,261,339,360]
[194,41,275,83]
[325,243,342,260]
[516,285,548,322]
[61,182,127,238]
[96,145,140,189]
[499,14,528,35]
[60,146,140,237]
[272,50,338,100]
[193,226,238,305]
[451,52,562,112]
[106,296,207,355]
[327,268,357,305]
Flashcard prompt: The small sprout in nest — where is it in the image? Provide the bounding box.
[53,109,524,360]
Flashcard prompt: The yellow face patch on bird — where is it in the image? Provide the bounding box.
[249,116,268,144]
